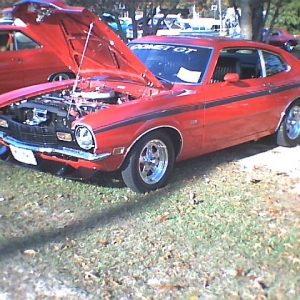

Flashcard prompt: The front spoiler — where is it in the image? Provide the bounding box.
[0,131,110,162]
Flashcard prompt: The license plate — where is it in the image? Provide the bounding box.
[10,145,37,165]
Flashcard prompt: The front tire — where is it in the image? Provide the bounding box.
[121,131,175,193]
[277,101,300,147]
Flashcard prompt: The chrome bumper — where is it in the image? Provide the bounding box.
[0,131,110,162]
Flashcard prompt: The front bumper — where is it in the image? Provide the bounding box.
[0,131,111,162]
[0,130,114,179]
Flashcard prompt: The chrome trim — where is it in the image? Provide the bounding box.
[122,125,183,167]
[72,123,98,150]
[0,133,110,161]
[275,111,286,132]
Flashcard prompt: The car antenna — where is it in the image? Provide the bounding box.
[72,22,94,94]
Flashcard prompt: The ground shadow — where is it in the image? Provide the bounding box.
[0,136,277,260]
[88,136,277,189]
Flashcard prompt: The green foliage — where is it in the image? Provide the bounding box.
[261,0,300,34]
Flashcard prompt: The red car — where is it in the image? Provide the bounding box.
[0,0,300,193]
[262,28,299,52]
[0,22,76,94]
[0,1,113,94]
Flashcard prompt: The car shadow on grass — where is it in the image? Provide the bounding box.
[88,136,277,188]
[0,136,277,260]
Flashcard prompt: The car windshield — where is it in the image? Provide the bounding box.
[129,43,212,84]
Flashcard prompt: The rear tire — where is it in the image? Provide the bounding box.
[121,131,175,193]
[277,101,300,147]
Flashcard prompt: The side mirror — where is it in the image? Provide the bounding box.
[223,73,239,83]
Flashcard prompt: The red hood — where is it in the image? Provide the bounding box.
[12,0,163,88]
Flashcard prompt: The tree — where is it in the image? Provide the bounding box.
[264,0,300,33]
[66,0,128,41]
[65,0,300,42]
[125,0,181,40]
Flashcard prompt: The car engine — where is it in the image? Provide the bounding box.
[2,85,135,128]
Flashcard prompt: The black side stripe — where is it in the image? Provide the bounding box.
[94,82,300,135]
[205,89,266,109]
[94,104,203,134]
[206,82,300,109]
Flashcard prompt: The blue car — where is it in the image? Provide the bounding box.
[100,13,129,36]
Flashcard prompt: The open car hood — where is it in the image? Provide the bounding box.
[13,0,163,88]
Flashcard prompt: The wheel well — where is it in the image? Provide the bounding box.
[161,127,182,159]
[276,98,300,131]
[120,127,182,170]
[132,127,182,157]
[286,98,300,113]
[47,71,76,82]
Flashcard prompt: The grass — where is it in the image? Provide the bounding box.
[0,140,299,299]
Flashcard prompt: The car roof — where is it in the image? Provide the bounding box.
[131,34,284,52]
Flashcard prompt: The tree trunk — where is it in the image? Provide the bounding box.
[265,4,280,43]
[240,0,252,40]
[251,0,264,41]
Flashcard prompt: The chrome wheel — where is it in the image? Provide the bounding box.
[139,139,168,185]
[277,101,300,147]
[121,131,175,193]
[285,105,300,140]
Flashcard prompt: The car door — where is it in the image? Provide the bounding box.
[202,47,272,151]
[0,30,25,93]
[258,49,293,124]
[0,30,70,94]
[12,31,67,88]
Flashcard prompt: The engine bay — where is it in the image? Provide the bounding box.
[1,85,136,128]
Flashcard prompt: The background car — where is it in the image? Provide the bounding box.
[0,7,13,25]
[126,14,182,40]
[100,13,129,37]
[0,0,300,194]
[262,28,299,52]
[0,22,77,94]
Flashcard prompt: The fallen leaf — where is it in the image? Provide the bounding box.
[24,249,37,256]
[84,271,100,281]
[156,284,184,291]
[156,213,170,222]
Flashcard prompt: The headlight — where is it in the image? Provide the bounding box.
[75,126,94,150]
[0,118,8,128]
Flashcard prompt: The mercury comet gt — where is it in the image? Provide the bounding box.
[0,0,300,193]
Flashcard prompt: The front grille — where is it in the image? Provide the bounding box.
[9,121,57,145]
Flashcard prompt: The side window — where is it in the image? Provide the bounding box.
[13,32,40,50]
[211,48,261,83]
[262,51,288,76]
[0,31,11,51]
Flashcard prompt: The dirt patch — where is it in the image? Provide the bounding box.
[236,144,300,194]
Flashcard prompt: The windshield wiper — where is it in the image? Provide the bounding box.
[155,75,174,85]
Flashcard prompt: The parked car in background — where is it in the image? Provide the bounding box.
[100,13,129,37]
[0,21,76,94]
[1,0,300,194]
[126,14,182,40]
[262,28,299,52]
[0,7,13,24]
